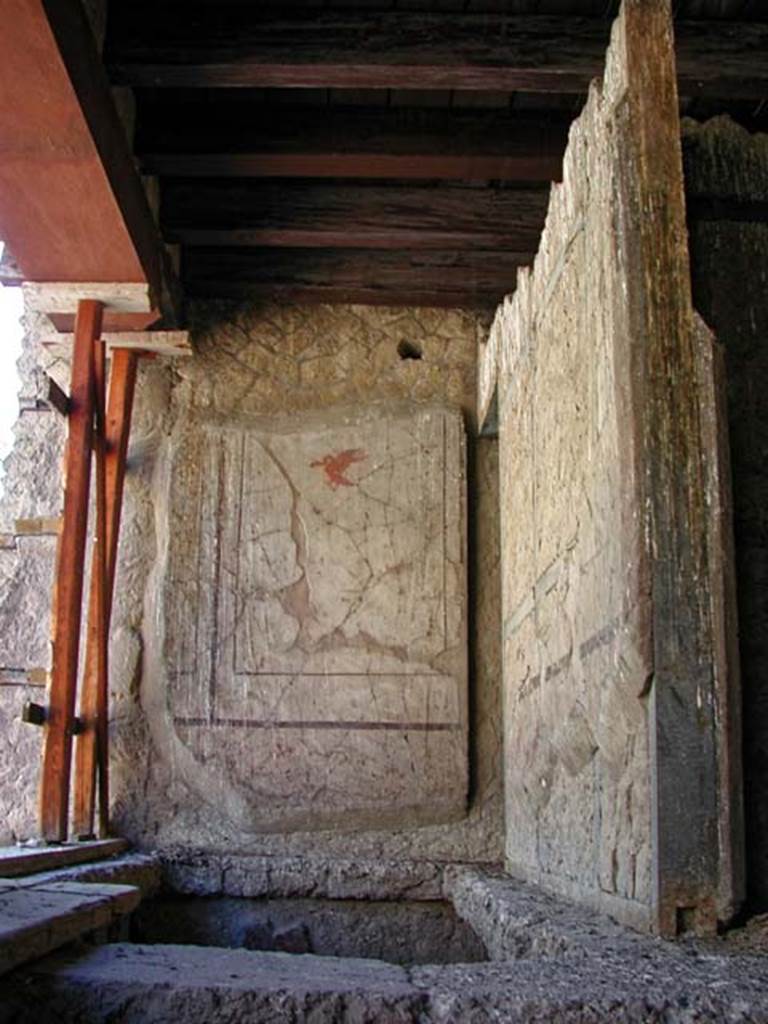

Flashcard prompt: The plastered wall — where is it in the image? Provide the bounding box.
[486,70,653,925]
[0,301,503,873]
[157,401,470,833]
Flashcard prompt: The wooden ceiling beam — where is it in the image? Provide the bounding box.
[183,246,530,309]
[161,182,550,250]
[107,12,768,99]
[142,152,562,181]
[136,108,569,181]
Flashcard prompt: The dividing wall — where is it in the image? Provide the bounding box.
[480,0,743,934]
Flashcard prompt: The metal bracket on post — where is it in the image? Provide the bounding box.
[22,701,47,726]
[23,701,84,734]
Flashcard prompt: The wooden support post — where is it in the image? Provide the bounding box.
[73,348,139,839]
[93,339,109,839]
[39,298,102,842]
[81,332,107,840]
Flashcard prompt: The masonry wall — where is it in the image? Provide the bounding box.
[481,0,741,933]
[487,75,653,926]
[683,117,768,910]
[0,301,503,883]
[0,312,65,841]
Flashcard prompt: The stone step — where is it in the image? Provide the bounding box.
[0,877,140,977]
[0,839,128,877]
[1,940,767,1022]
[6,851,160,898]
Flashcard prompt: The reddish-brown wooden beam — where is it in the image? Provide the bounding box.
[39,299,102,843]
[107,12,768,99]
[135,106,569,181]
[162,182,550,250]
[73,348,139,840]
[41,0,166,298]
[183,247,531,309]
[0,2,174,323]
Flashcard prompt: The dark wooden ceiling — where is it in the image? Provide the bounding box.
[103,0,768,309]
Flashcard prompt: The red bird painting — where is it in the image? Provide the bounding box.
[310,448,367,490]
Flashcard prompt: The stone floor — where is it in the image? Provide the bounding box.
[1,935,767,1022]
[0,854,766,1022]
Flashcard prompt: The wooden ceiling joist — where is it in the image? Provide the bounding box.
[107,12,768,99]
[100,1,768,309]
[184,246,530,309]
[136,108,569,182]
[161,182,550,250]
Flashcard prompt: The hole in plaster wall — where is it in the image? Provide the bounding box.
[676,906,698,936]
[397,339,423,361]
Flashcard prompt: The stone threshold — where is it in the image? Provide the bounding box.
[0,843,160,979]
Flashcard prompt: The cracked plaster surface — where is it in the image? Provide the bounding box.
[489,71,655,924]
[154,403,468,831]
[0,300,501,862]
[485,11,739,933]
[113,301,502,863]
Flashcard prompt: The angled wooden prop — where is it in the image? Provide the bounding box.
[39,299,102,842]
[73,348,139,839]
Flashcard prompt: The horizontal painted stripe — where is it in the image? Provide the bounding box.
[174,716,460,733]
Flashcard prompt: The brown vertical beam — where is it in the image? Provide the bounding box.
[75,335,107,839]
[92,335,108,839]
[618,0,723,934]
[73,348,139,839]
[39,299,102,842]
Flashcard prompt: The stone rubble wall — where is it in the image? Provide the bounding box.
[0,312,68,842]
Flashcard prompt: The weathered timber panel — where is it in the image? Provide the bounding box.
[487,0,740,934]
[183,247,530,310]
[107,9,768,99]
[161,181,549,251]
[683,115,768,911]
